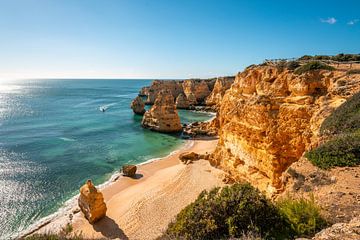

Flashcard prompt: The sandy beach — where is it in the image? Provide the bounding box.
[31,138,224,240]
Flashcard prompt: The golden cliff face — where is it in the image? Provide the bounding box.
[205,76,235,108]
[211,65,360,194]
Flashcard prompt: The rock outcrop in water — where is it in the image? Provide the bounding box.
[210,64,360,194]
[122,165,137,177]
[142,90,182,132]
[139,86,150,97]
[206,76,235,108]
[130,96,146,115]
[78,180,107,223]
[145,80,183,105]
[175,93,190,109]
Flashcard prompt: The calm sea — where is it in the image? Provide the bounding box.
[0,79,212,239]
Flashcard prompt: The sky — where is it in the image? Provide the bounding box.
[0,0,359,80]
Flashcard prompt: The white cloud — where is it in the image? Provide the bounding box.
[347,19,359,25]
[321,17,337,24]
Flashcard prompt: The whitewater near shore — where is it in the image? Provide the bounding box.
[31,138,224,239]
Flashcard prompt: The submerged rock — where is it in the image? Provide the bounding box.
[78,180,107,224]
[131,96,146,115]
[141,90,182,133]
[175,93,190,109]
[122,165,137,177]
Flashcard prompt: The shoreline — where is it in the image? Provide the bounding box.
[20,137,223,239]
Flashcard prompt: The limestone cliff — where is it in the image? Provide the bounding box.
[130,96,146,115]
[206,76,235,108]
[78,180,107,224]
[175,93,190,109]
[142,90,182,132]
[145,80,183,105]
[182,79,211,104]
[210,64,360,194]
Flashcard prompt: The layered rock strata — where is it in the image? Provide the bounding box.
[145,80,183,105]
[205,76,235,108]
[78,180,107,223]
[142,90,182,132]
[130,96,146,115]
[210,65,360,194]
[175,93,190,109]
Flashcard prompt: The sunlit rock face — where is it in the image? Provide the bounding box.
[182,79,211,104]
[206,76,235,108]
[175,93,190,109]
[142,90,182,133]
[130,96,146,115]
[211,65,360,194]
[78,180,107,223]
[145,80,183,105]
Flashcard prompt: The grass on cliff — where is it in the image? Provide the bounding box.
[306,92,360,169]
[298,53,360,62]
[320,92,360,136]
[277,195,327,237]
[293,61,335,75]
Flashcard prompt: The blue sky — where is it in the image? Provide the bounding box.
[0,0,359,80]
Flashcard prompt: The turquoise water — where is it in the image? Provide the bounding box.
[0,79,212,239]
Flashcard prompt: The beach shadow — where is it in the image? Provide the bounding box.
[93,216,129,239]
[123,173,143,179]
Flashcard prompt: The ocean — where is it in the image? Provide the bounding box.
[0,79,213,239]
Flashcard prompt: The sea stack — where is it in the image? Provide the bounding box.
[78,179,107,224]
[142,90,182,132]
[175,93,190,109]
[131,96,146,115]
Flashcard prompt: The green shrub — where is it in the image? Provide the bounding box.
[305,131,360,169]
[320,92,360,136]
[163,183,291,240]
[286,61,300,70]
[277,196,326,237]
[294,61,335,75]
[298,54,360,62]
[347,69,360,75]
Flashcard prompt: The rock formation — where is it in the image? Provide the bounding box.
[210,65,360,194]
[139,86,150,97]
[145,80,183,105]
[130,96,146,115]
[122,165,137,177]
[183,119,218,137]
[206,76,235,108]
[175,93,190,109]
[78,180,107,223]
[313,217,360,240]
[142,90,182,132]
[186,92,197,106]
[182,79,211,104]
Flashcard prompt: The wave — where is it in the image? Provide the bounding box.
[58,137,76,142]
[17,139,194,239]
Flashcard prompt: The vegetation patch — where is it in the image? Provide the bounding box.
[305,92,360,169]
[277,196,327,237]
[320,92,360,136]
[298,53,360,62]
[347,69,360,75]
[305,132,360,169]
[294,61,334,75]
[162,183,291,240]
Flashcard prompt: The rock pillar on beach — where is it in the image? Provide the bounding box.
[141,90,182,133]
[131,96,146,115]
[78,179,107,224]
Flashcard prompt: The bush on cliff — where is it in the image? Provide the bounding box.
[294,61,334,75]
[162,183,291,240]
[320,92,360,136]
[277,195,327,237]
[306,92,360,169]
[305,131,360,169]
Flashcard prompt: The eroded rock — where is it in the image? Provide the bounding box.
[130,96,146,115]
[122,165,137,177]
[78,180,107,223]
[141,90,182,132]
